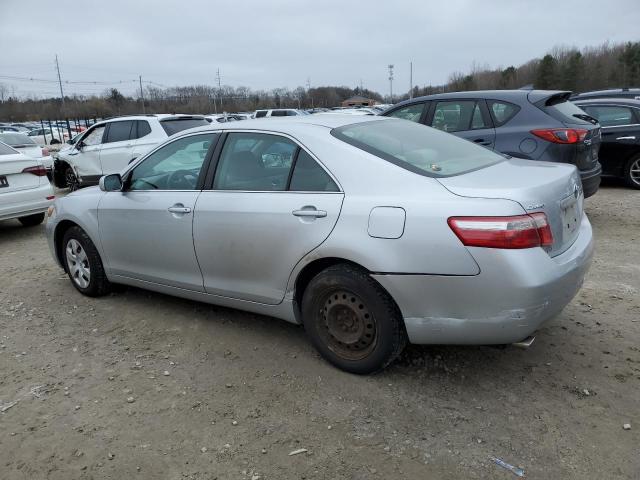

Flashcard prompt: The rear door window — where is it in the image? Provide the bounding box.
[213,132,297,191]
[104,120,134,143]
[386,102,426,123]
[488,100,520,126]
[255,111,267,118]
[581,105,638,127]
[431,100,485,132]
[160,118,209,136]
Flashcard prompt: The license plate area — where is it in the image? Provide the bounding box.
[0,175,8,188]
[561,199,580,241]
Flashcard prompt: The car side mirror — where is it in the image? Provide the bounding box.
[99,174,123,192]
[76,141,85,151]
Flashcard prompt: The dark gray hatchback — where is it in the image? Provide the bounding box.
[382,90,602,197]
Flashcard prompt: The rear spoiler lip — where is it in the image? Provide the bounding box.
[159,115,206,122]
[527,90,573,106]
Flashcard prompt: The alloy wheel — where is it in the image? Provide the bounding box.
[630,158,640,187]
[65,168,79,191]
[66,239,90,288]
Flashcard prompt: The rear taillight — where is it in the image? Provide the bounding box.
[448,213,553,249]
[531,128,588,144]
[41,147,49,157]
[22,165,48,177]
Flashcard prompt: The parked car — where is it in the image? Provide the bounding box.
[253,109,309,118]
[573,97,640,188]
[383,90,602,198]
[0,132,53,173]
[571,88,640,101]
[54,114,209,190]
[46,115,593,373]
[0,141,54,226]
[0,126,21,133]
[27,128,67,145]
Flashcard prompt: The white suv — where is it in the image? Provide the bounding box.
[54,114,209,189]
[253,109,308,118]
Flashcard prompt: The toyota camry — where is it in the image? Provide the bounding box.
[46,115,593,373]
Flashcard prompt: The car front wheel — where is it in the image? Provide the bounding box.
[65,166,79,191]
[18,213,45,227]
[624,155,640,189]
[301,264,407,374]
[62,226,111,297]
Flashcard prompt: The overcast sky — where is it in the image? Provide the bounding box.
[1,0,638,99]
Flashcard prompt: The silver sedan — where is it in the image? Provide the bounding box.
[46,115,593,373]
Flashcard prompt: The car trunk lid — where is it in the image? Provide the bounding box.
[438,159,584,257]
[0,153,44,193]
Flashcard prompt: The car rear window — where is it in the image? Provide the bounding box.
[542,99,593,125]
[160,118,209,136]
[0,142,18,155]
[331,119,504,177]
[0,133,36,146]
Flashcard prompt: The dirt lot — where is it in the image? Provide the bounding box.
[0,183,638,480]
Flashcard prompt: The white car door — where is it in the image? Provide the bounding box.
[98,120,137,176]
[72,125,106,182]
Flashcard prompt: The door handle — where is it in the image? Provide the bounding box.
[168,204,192,214]
[616,136,636,140]
[292,208,327,218]
[473,138,492,146]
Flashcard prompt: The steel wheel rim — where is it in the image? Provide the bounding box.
[66,239,90,288]
[317,290,377,361]
[630,158,640,186]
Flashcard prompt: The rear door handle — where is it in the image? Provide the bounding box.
[168,204,192,214]
[473,138,492,146]
[616,136,636,140]
[292,208,327,218]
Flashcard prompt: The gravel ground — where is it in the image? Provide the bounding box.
[0,182,638,480]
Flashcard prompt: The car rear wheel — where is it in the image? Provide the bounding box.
[65,166,79,191]
[624,155,640,189]
[18,213,45,227]
[62,226,111,297]
[301,264,407,374]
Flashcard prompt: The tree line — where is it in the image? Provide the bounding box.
[1,40,638,122]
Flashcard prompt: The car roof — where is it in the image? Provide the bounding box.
[573,97,640,107]
[389,89,571,108]
[181,113,386,135]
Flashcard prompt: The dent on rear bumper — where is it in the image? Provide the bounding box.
[373,215,594,345]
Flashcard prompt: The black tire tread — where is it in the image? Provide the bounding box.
[62,226,112,297]
[302,263,407,374]
[18,213,45,227]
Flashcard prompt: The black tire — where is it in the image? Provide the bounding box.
[301,264,407,374]
[62,226,111,297]
[49,139,61,145]
[18,213,45,227]
[65,166,79,191]
[624,155,640,189]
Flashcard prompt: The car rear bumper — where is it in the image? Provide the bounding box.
[579,162,601,198]
[0,183,54,222]
[372,214,594,345]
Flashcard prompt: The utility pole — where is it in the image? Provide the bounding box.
[55,54,65,109]
[215,68,222,112]
[409,61,413,99]
[139,75,145,114]
[388,64,394,103]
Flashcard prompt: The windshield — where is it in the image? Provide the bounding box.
[0,133,37,146]
[331,119,504,177]
[543,100,594,125]
[160,118,209,136]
